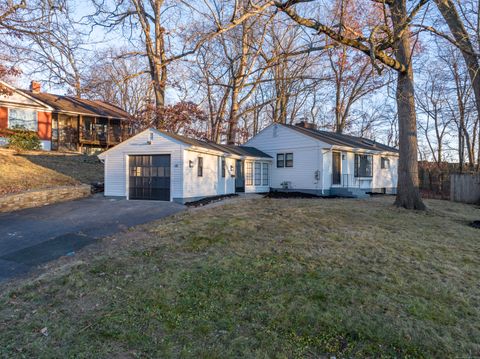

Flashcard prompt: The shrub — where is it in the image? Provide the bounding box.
[8,127,41,151]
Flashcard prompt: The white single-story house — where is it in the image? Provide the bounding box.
[245,122,398,197]
[97,128,272,203]
[98,122,398,202]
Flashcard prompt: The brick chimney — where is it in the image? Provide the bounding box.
[295,120,316,130]
[30,81,41,93]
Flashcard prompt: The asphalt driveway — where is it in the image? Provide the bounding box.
[0,195,185,282]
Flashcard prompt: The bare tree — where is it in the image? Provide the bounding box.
[272,0,429,209]
[416,66,453,165]
[440,48,478,169]
[430,0,480,169]
[0,0,53,93]
[83,48,153,115]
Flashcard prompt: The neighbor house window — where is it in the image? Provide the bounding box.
[354,154,373,177]
[381,157,390,169]
[285,153,293,167]
[277,153,284,168]
[255,162,262,185]
[221,157,226,177]
[262,163,269,186]
[198,157,203,177]
[246,162,253,185]
[8,108,37,131]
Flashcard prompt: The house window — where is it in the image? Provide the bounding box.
[262,163,269,186]
[198,157,203,177]
[221,157,226,177]
[381,157,390,169]
[277,153,284,168]
[354,154,373,177]
[285,153,293,167]
[8,108,37,131]
[255,162,261,185]
[277,153,293,167]
[246,162,253,185]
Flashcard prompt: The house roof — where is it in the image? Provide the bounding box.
[284,124,399,153]
[18,90,130,119]
[161,130,272,158]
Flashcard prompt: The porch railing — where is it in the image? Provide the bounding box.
[80,125,124,145]
[340,174,373,188]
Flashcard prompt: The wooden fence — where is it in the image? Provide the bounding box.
[418,162,454,199]
[450,173,480,204]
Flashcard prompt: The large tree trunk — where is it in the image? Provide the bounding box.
[226,23,249,145]
[153,73,165,112]
[153,11,167,128]
[391,0,426,210]
[227,86,241,144]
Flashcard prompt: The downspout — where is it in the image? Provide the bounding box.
[315,141,320,194]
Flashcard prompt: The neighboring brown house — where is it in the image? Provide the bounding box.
[0,80,132,153]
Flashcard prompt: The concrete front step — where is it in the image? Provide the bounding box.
[330,187,371,198]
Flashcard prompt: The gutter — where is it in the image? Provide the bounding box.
[187,146,272,161]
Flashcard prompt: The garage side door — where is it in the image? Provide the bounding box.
[129,155,171,201]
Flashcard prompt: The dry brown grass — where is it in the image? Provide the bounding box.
[1,196,479,358]
[0,148,103,195]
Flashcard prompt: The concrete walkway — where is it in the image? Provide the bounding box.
[0,195,185,282]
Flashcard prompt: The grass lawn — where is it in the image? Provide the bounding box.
[1,197,479,358]
[0,149,103,195]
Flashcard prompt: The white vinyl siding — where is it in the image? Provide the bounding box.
[246,123,398,193]
[183,150,236,199]
[102,129,184,200]
[246,124,326,191]
[373,154,398,190]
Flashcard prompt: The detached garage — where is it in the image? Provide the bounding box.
[98,128,272,203]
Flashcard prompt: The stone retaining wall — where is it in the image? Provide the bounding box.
[0,184,92,213]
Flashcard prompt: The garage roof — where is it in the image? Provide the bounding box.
[161,131,272,158]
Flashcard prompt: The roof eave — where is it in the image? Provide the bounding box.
[331,145,399,155]
[0,82,55,110]
[50,109,129,120]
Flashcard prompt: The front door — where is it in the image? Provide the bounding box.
[129,155,171,200]
[235,160,245,192]
[332,152,341,185]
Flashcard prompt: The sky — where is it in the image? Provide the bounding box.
[7,0,473,161]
